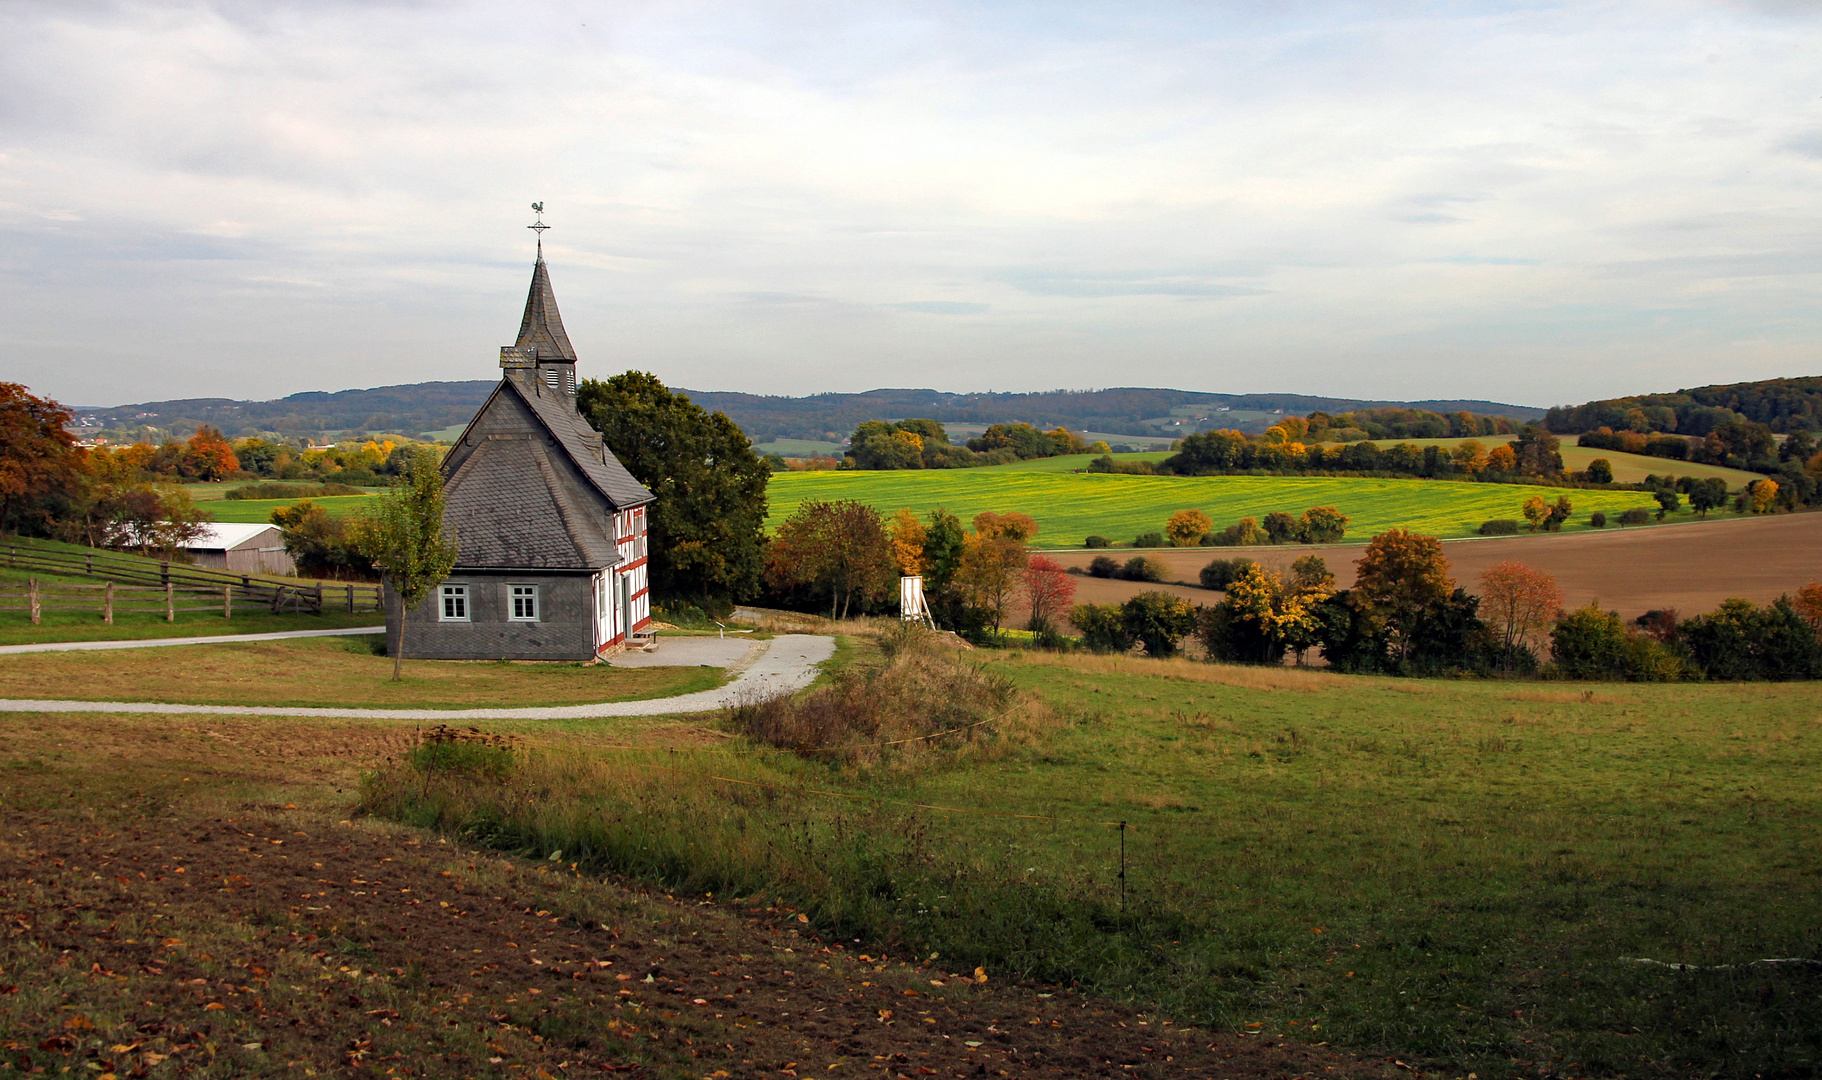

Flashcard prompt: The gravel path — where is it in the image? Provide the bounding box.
[0,625,387,655]
[0,634,836,720]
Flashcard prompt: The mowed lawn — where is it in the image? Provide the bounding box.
[766,470,1677,547]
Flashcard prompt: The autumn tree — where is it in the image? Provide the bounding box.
[1298,506,1349,543]
[1352,529,1455,663]
[1453,440,1489,474]
[0,382,82,534]
[1165,508,1213,547]
[1019,554,1077,635]
[182,426,240,480]
[1216,561,1335,663]
[955,511,1036,634]
[765,499,897,620]
[1521,496,1549,531]
[1688,477,1729,517]
[1478,561,1563,656]
[1794,580,1822,635]
[1749,478,1780,514]
[1487,444,1518,473]
[888,508,927,575]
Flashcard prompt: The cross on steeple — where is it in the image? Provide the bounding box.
[528,202,549,254]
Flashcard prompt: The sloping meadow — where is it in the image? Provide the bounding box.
[360,638,1822,1078]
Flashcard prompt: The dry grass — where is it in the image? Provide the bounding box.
[1005,649,1351,692]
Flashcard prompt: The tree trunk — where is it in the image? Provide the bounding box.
[393,605,406,681]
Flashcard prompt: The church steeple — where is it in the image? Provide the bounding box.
[500,205,579,403]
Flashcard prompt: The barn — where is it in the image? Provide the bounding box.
[384,249,656,661]
[184,522,295,575]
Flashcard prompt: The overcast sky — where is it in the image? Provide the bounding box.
[2,1,1820,409]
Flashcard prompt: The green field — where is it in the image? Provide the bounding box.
[205,493,380,523]
[755,437,844,458]
[766,470,1694,546]
[367,638,1822,1077]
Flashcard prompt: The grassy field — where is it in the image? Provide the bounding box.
[0,634,725,708]
[205,493,380,523]
[362,632,1822,1078]
[767,470,1693,547]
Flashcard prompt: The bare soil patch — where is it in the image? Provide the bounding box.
[0,713,1401,1079]
[1041,511,1822,624]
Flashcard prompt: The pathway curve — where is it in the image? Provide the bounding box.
[0,634,836,720]
[0,625,387,655]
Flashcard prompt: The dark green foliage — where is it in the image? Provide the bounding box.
[1546,376,1822,434]
[1511,425,1564,476]
[1118,591,1198,658]
[1585,458,1613,484]
[1197,557,1256,591]
[1678,598,1822,681]
[1653,486,1681,519]
[1261,511,1299,543]
[1478,518,1519,536]
[1688,476,1729,517]
[578,372,769,613]
[1588,511,1607,528]
[1131,531,1164,549]
[1120,556,1165,583]
[1087,555,1120,578]
[1549,605,1684,681]
[1069,602,1135,653]
[1617,507,1652,526]
[1084,534,1111,548]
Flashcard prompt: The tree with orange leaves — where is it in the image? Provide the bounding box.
[888,508,927,576]
[1352,529,1455,662]
[0,382,82,534]
[1479,561,1564,656]
[183,425,240,481]
[1794,581,1822,635]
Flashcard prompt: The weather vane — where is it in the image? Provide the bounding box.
[528,202,549,252]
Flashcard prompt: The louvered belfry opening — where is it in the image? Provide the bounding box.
[500,252,579,406]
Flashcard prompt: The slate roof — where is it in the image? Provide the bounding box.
[442,434,621,569]
[514,256,577,361]
[504,378,655,510]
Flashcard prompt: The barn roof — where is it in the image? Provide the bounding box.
[184,522,282,551]
[514,256,577,361]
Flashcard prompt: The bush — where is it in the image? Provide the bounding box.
[1132,531,1165,549]
[1589,511,1607,528]
[1121,556,1166,583]
[1479,518,1519,536]
[1585,458,1614,484]
[1087,555,1120,578]
[1198,557,1256,591]
[728,626,1020,764]
[1070,602,1135,653]
[1549,604,1682,681]
[1118,591,1199,658]
[1211,517,1268,546]
[1618,508,1652,527]
[1084,535,1110,548]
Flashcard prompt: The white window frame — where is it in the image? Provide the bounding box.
[509,583,541,622]
[439,584,470,622]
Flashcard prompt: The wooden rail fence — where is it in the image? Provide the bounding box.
[1,546,382,616]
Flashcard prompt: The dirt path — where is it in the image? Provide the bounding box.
[1039,511,1822,622]
[0,715,1400,1080]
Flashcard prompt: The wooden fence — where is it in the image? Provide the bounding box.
[1,546,382,616]
[0,580,289,624]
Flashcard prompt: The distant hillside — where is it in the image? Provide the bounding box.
[76,382,498,440]
[76,380,1546,443]
[1544,376,1822,435]
[677,388,1548,443]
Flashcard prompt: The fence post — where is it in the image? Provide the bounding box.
[29,578,39,625]
[347,584,354,614]
[224,585,232,620]
[104,581,114,625]
[165,581,174,623]
[86,552,93,575]
[314,583,324,614]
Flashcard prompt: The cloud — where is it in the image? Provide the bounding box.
[0,0,1820,408]
[888,301,988,314]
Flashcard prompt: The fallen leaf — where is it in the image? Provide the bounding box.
[797,914,809,923]
[974,966,988,983]
[204,1003,227,1010]
[63,1015,95,1030]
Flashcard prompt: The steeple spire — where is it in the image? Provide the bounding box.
[513,255,577,361]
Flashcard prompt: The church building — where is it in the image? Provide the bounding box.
[386,247,656,661]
